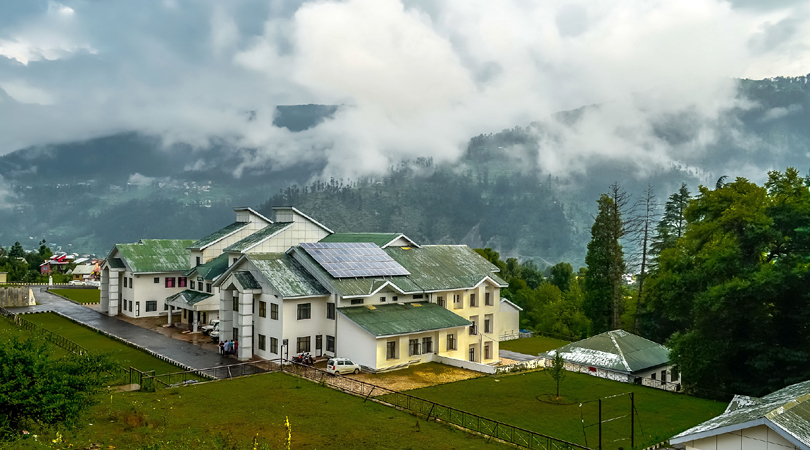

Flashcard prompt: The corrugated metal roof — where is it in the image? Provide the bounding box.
[290,244,506,297]
[115,239,193,273]
[540,330,670,373]
[106,258,126,269]
[672,380,810,449]
[223,222,293,252]
[320,233,403,247]
[339,302,471,337]
[188,222,249,250]
[247,253,328,298]
[185,253,229,280]
[386,245,508,291]
[233,271,262,290]
[166,289,213,306]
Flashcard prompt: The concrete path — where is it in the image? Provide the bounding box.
[499,349,540,361]
[7,287,233,371]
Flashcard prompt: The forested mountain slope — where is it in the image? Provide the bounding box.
[0,77,807,262]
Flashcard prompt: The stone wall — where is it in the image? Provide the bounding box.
[0,285,32,307]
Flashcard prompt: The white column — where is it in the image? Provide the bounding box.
[167,306,172,325]
[220,290,233,342]
[237,292,253,361]
[193,311,199,333]
[100,268,110,313]
[108,271,120,316]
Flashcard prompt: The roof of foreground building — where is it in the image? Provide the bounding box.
[671,380,810,450]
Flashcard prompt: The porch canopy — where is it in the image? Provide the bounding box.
[166,289,219,311]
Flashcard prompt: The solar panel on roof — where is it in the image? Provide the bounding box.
[300,242,410,278]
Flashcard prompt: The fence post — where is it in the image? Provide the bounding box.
[630,392,635,448]
[598,399,602,450]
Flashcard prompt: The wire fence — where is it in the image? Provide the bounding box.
[282,361,593,450]
[1,307,132,386]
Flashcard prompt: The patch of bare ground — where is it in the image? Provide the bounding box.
[352,362,484,391]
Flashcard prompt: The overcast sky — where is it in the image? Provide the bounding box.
[0,0,807,179]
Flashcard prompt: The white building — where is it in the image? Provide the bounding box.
[214,224,509,373]
[540,330,682,390]
[102,206,513,373]
[100,239,194,318]
[671,380,810,450]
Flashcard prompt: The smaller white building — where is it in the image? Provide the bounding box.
[540,330,681,390]
[671,380,810,450]
[498,299,522,341]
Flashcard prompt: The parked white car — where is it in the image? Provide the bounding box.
[68,280,86,286]
[326,357,361,375]
[201,319,219,336]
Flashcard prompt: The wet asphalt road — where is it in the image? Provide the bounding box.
[7,287,233,370]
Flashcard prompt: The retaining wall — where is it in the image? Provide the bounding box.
[0,285,33,307]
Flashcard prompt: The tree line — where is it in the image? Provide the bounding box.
[0,241,74,283]
[581,167,810,397]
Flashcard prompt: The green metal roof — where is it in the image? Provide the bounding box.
[386,246,507,291]
[247,253,328,298]
[540,330,670,373]
[290,244,506,298]
[185,253,229,280]
[115,239,193,273]
[233,271,262,290]
[188,222,249,250]
[166,289,213,306]
[672,380,810,449]
[338,302,471,337]
[106,258,126,269]
[320,233,403,247]
[223,222,293,252]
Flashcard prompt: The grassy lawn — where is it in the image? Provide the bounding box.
[24,313,185,375]
[6,373,514,450]
[499,335,570,355]
[0,316,69,358]
[408,371,726,450]
[50,288,101,303]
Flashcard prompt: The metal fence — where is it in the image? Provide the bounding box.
[282,361,593,450]
[1,307,129,385]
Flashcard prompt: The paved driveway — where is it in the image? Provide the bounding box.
[499,349,540,361]
[7,287,233,371]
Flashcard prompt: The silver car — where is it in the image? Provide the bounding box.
[326,357,361,375]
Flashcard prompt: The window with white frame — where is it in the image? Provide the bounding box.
[447,333,456,351]
[297,303,311,320]
[297,336,311,353]
[409,339,420,356]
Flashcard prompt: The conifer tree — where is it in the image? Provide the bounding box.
[584,194,625,333]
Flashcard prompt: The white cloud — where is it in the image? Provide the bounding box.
[0,0,808,182]
[0,79,55,104]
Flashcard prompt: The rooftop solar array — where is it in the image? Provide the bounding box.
[300,242,411,278]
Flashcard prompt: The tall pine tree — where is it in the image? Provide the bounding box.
[584,194,625,333]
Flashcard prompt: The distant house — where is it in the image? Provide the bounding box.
[71,263,99,281]
[40,254,75,274]
[671,380,810,450]
[540,330,681,390]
